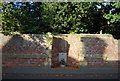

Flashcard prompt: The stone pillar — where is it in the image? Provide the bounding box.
[44,33,53,68]
[100,30,102,34]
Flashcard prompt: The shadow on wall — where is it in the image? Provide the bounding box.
[2,34,119,68]
[81,37,107,67]
[51,36,107,68]
[2,34,50,67]
[52,37,80,68]
[81,37,119,68]
[52,36,119,68]
[51,37,70,67]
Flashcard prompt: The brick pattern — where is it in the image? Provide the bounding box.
[67,37,80,67]
[1,34,49,67]
[2,58,46,67]
[82,37,106,66]
[52,34,119,68]
[52,37,69,66]
[2,35,47,55]
[81,36,118,67]
[1,34,119,68]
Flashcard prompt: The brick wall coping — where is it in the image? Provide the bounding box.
[53,34,114,38]
[0,33,116,39]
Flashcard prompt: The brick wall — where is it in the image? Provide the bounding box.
[1,33,119,68]
[118,40,120,59]
[1,34,52,67]
[52,34,119,68]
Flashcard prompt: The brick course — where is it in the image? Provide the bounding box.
[1,34,119,68]
[52,34,119,68]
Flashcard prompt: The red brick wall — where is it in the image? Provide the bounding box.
[1,34,49,67]
[52,37,69,66]
[1,34,119,68]
[52,34,119,68]
[2,58,46,67]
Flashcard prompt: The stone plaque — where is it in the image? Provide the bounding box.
[58,53,67,63]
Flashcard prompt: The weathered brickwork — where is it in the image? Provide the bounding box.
[118,40,120,60]
[52,34,119,68]
[1,33,119,68]
[1,34,52,67]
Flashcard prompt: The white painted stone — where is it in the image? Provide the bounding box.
[58,53,67,63]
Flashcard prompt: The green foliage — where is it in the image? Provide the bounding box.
[1,2,43,34]
[104,2,120,39]
[60,59,66,65]
[2,2,21,35]
[1,2,120,39]
[41,2,96,34]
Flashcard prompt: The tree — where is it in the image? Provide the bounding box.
[1,2,96,34]
[41,2,96,34]
[1,2,43,35]
[104,2,120,39]
[2,2,21,35]
[1,2,119,39]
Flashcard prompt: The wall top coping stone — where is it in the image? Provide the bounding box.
[0,33,113,37]
[53,34,114,38]
[54,34,112,36]
[1,33,118,40]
